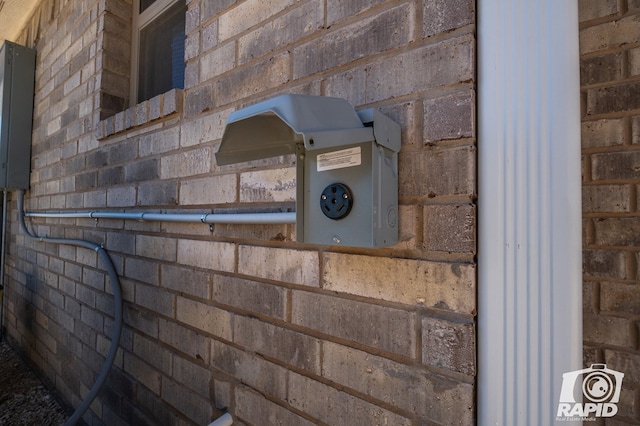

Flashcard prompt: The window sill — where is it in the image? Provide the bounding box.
[95,89,183,140]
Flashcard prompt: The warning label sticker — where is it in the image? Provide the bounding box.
[317,147,362,172]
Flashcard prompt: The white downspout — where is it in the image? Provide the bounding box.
[477,0,582,425]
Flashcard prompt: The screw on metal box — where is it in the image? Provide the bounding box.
[216,94,401,247]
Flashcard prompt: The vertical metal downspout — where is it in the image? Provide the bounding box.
[477,0,582,425]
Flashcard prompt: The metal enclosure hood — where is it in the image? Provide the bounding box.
[216,94,378,165]
[216,94,401,248]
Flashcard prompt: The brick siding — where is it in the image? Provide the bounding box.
[3,0,477,425]
[580,0,640,423]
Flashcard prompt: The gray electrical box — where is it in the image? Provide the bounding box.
[217,94,400,248]
[0,41,36,190]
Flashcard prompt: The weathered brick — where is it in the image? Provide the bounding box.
[133,333,171,372]
[582,184,631,212]
[124,158,159,182]
[604,349,640,384]
[578,0,618,22]
[238,245,318,286]
[184,85,213,118]
[365,35,474,104]
[587,82,640,115]
[593,217,640,246]
[80,305,104,332]
[135,283,175,317]
[591,151,640,181]
[293,4,414,78]
[76,285,97,308]
[583,249,629,279]
[239,168,295,202]
[182,109,232,148]
[424,90,474,142]
[215,52,290,106]
[422,316,475,375]
[179,174,237,205]
[159,318,210,363]
[218,0,295,41]
[233,315,321,373]
[162,380,211,425]
[138,127,180,156]
[213,276,286,319]
[161,88,182,116]
[160,147,212,179]
[97,166,123,186]
[176,239,235,272]
[424,204,475,253]
[123,353,161,394]
[288,371,412,425]
[124,257,159,285]
[581,118,626,148]
[172,355,210,397]
[235,386,314,426]
[137,181,178,206]
[633,115,640,144]
[580,16,640,55]
[580,52,624,86]
[423,0,474,37]
[292,290,416,357]
[135,235,177,262]
[107,186,136,207]
[200,42,235,82]
[238,0,323,63]
[584,313,632,347]
[124,304,158,338]
[600,281,640,315]
[160,264,211,299]
[323,253,475,313]
[630,47,640,76]
[400,145,476,199]
[322,342,474,423]
[326,0,385,25]
[211,340,287,399]
[176,296,232,340]
[148,93,161,121]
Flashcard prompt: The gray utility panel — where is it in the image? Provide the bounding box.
[0,41,36,190]
[217,94,401,248]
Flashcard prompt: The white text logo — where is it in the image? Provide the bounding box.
[557,364,624,420]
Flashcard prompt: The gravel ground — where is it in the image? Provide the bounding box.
[0,340,69,426]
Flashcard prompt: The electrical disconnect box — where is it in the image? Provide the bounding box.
[216,94,401,248]
[0,41,36,190]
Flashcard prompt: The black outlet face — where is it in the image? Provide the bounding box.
[320,183,353,220]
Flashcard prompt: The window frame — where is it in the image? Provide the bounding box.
[130,0,185,105]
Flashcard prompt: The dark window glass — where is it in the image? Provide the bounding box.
[140,0,156,13]
[137,1,186,103]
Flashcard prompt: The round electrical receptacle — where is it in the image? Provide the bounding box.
[320,183,353,220]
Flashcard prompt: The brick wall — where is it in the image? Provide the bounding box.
[4,0,476,424]
[580,0,640,423]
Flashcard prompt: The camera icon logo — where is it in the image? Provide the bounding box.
[557,364,624,419]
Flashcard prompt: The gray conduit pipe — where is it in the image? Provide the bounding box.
[17,190,123,426]
[24,210,296,225]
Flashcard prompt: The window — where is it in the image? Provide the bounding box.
[132,0,186,104]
